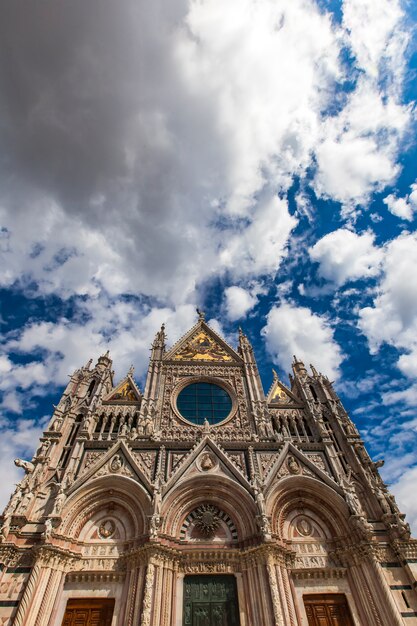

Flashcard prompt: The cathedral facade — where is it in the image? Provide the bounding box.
[0,315,416,626]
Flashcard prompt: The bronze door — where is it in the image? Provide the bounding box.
[183,575,240,626]
[61,598,115,626]
[304,594,354,626]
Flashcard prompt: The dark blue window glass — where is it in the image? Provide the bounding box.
[177,382,232,425]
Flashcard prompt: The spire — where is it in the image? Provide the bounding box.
[292,354,307,377]
[96,350,112,371]
[310,363,319,377]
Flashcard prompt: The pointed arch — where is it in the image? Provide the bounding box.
[268,475,351,539]
[161,474,257,541]
[58,475,152,540]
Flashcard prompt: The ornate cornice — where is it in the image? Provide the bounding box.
[291,567,347,580]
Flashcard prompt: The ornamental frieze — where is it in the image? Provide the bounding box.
[181,561,232,574]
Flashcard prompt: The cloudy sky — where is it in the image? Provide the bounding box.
[1,0,417,530]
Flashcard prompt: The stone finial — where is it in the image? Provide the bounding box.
[196,308,206,322]
[128,364,135,377]
[310,363,319,377]
[153,324,166,348]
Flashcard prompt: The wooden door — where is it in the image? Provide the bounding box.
[304,594,354,626]
[183,575,240,626]
[61,598,115,626]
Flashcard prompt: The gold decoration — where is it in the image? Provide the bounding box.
[271,386,290,402]
[108,381,137,402]
[174,331,232,361]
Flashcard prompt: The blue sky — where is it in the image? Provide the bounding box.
[1,0,417,531]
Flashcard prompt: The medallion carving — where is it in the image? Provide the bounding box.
[98,519,116,539]
[109,455,123,473]
[197,452,217,472]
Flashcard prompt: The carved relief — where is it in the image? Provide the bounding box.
[225,452,247,476]
[305,453,329,474]
[109,455,124,473]
[197,452,217,472]
[258,453,277,479]
[287,456,301,475]
[133,451,157,480]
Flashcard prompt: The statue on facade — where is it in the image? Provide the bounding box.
[50,415,63,432]
[252,482,266,516]
[52,487,67,516]
[128,427,138,440]
[152,480,162,516]
[0,517,11,541]
[3,485,23,516]
[144,417,154,436]
[19,488,33,514]
[43,517,54,540]
[343,479,364,516]
[36,440,51,459]
[149,514,162,539]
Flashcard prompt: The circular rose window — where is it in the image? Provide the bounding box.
[176,382,232,426]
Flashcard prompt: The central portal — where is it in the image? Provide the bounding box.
[183,575,240,626]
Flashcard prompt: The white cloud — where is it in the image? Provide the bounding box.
[383,182,417,221]
[219,195,297,279]
[390,464,417,534]
[358,232,417,405]
[0,0,410,310]
[382,383,417,407]
[314,80,409,209]
[0,0,344,306]
[262,302,343,379]
[224,286,258,321]
[359,232,417,354]
[309,228,383,285]
[313,0,410,209]
[1,300,198,410]
[0,417,45,512]
[342,0,408,84]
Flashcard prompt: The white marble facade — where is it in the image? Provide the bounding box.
[1,317,416,625]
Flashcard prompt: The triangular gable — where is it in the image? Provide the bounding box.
[266,371,302,405]
[263,442,343,496]
[69,441,152,495]
[164,436,251,496]
[104,375,142,403]
[164,321,242,364]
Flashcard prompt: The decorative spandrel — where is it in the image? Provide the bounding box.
[174,331,232,362]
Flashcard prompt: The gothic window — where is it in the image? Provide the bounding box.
[177,382,232,425]
[87,379,96,398]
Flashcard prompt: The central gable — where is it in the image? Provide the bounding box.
[164,321,242,364]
